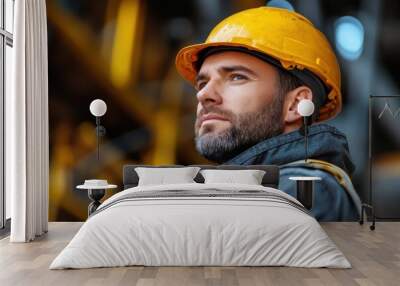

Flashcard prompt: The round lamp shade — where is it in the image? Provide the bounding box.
[297,99,315,117]
[90,99,107,117]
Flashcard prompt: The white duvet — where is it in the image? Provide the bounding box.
[50,183,350,269]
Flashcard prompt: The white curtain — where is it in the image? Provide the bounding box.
[6,0,49,242]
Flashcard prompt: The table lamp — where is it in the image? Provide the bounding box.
[290,99,316,210]
[89,99,107,161]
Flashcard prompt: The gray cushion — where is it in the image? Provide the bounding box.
[123,164,279,189]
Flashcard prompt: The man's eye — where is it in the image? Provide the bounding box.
[230,74,248,81]
[196,81,207,90]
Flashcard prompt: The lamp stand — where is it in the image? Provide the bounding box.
[95,116,106,161]
[302,116,312,163]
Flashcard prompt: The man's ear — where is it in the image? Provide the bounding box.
[283,86,313,124]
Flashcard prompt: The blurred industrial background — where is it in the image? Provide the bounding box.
[47,0,400,221]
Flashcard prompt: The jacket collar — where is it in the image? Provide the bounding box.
[224,124,355,175]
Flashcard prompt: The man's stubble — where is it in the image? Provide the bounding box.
[194,93,285,163]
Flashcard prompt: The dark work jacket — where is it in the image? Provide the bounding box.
[224,124,360,221]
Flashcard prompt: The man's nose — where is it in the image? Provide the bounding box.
[196,80,223,107]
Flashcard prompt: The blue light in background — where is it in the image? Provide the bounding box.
[334,16,365,61]
[266,0,295,11]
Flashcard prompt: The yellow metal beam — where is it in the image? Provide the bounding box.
[110,0,143,88]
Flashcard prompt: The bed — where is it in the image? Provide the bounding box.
[50,165,350,269]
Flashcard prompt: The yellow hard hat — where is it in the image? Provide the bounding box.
[175,7,342,122]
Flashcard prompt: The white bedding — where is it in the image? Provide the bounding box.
[50,183,350,269]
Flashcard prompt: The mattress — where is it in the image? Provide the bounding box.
[50,183,350,269]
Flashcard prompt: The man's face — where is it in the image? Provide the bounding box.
[194,51,285,163]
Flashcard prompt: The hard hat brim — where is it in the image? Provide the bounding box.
[176,42,267,85]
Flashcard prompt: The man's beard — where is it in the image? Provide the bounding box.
[194,96,285,163]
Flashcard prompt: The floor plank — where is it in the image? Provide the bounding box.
[0,222,399,286]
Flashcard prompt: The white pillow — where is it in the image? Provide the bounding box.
[200,169,266,185]
[135,167,201,186]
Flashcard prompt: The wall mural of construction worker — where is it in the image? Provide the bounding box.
[175,7,361,221]
[48,1,400,221]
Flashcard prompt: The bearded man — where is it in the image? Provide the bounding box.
[175,7,361,221]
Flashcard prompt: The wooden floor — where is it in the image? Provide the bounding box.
[0,222,399,286]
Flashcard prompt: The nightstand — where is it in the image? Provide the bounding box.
[77,180,117,216]
[289,176,321,210]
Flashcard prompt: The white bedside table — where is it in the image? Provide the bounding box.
[289,176,321,210]
[77,180,117,216]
